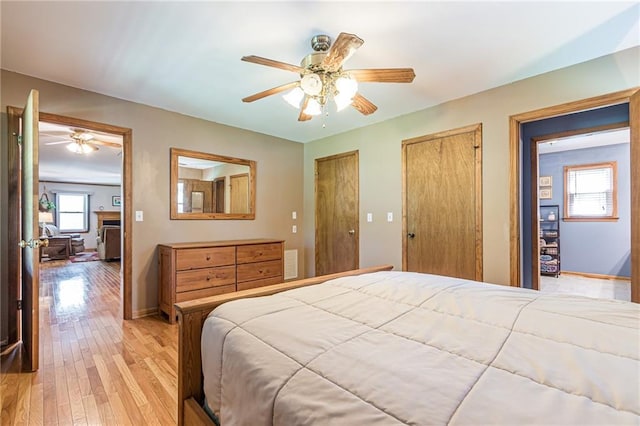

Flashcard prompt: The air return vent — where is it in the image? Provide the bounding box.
[284,249,298,280]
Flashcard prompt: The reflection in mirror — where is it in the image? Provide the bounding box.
[170,148,256,220]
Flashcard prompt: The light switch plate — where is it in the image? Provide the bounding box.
[292,225,297,233]
[367,213,373,222]
[387,212,393,222]
[292,211,297,220]
[135,210,143,221]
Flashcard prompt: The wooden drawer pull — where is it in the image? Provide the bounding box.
[206,255,211,261]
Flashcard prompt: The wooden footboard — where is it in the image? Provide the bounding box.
[175,265,394,426]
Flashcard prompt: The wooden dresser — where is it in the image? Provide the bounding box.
[158,239,284,323]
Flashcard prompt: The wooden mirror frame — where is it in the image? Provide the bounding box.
[170,147,256,220]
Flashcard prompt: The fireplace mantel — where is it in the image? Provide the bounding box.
[94,211,121,229]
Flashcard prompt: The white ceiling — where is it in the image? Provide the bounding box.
[538,128,630,154]
[38,122,123,185]
[2,1,639,184]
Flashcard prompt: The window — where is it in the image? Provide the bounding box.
[56,193,89,232]
[564,161,617,221]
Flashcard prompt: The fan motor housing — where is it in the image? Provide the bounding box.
[311,35,331,52]
[301,52,328,70]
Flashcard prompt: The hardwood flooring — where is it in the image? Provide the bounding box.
[1,259,178,425]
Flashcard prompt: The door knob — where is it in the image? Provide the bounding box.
[407,233,415,239]
[348,229,355,235]
[18,238,48,248]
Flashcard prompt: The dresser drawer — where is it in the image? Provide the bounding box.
[159,239,284,324]
[236,275,283,292]
[176,265,236,293]
[237,259,283,283]
[175,283,236,303]
[236,243,282,264]
[176,247,236,270]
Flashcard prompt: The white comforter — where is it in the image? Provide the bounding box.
[201,271,640,425]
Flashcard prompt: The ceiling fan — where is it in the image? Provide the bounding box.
[241,32,416,121]
[43,129,121,154]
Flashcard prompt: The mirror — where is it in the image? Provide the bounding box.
[170,148,256,220]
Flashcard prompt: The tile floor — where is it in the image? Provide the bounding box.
[539,273,631,301]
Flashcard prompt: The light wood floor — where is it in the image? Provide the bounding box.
[1,259,178,425]
[539,273,631,301]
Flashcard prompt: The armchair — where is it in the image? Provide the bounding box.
[40,224,85,259]
[97,225,121,261]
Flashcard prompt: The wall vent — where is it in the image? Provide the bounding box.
[284,249,298,280]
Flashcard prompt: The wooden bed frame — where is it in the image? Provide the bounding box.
[175,264,394,426]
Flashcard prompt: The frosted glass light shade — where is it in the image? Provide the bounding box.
[303,98,322,116]
[335,76,358,98]
[300,74,323,96]
[334,93,353,112]
[67,142,96,154]
[283,87,304,108]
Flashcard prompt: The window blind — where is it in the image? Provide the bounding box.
[567,166,613,217]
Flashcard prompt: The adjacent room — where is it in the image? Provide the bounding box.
[537,127,631,300]
[1,1,638,425]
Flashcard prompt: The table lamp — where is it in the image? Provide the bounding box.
[39,211,54,238]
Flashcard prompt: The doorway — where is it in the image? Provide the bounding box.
[6,108,133,368]
[214,177,225,213]
[509,88,639,302]
[315,151,359,276]
[531,125,631,296]
[230,173,249,214]
[402,124,483,280]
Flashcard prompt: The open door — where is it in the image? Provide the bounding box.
[17,89,41,371]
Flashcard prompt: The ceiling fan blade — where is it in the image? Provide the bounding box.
[242,81,299,103]
[241,55,304,73]
[44,140,71,146]
[321,32,364,72]
[90,140,122,149]
[351,93,378,115]
[298,97,313,122]
[347,68,416,83]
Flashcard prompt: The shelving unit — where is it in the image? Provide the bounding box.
[539,205,560,277]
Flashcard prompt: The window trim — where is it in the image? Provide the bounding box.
[563,161,618,222]
[55,192,90,233]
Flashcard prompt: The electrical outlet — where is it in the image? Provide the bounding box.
[292,225,297,233]
[292,211,297,220]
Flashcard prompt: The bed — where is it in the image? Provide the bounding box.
[175,266,640,425]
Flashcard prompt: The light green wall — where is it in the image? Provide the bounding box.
[303,46,640,285]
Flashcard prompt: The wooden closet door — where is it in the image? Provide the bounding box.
[230,173,249,213]
[403,124,482,280]
[315,151,359,276]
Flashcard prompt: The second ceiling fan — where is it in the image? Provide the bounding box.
[242,32,416,121]
[44,129,122,154]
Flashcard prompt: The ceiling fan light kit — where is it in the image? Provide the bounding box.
[43,128,122,155]
[241,32,416,122]
[67,140,98,154]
